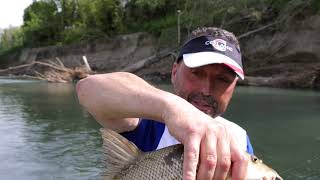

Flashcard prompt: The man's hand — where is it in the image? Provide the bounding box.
[162,95,249,180]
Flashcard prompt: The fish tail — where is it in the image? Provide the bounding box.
[100,128,142,179]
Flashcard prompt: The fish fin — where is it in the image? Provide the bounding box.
[100,128,142,179]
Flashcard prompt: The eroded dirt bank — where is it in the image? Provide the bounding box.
[1,14,320,89]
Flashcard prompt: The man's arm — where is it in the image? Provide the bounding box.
[76,72,248,180]
[76,72,169,132]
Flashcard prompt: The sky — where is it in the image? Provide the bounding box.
[0,0,34,29]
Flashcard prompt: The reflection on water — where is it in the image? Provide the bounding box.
[0,80,102,180]
[0,80,319,180]
[225,86,320,180]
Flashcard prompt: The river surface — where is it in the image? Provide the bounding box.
[0,79,319,180]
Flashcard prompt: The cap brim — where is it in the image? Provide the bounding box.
[183,52,244,80]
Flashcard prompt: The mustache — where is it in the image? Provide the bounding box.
[187,92,218,110]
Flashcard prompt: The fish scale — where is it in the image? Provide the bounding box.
[101,128,283,180]
[114,146,183,179]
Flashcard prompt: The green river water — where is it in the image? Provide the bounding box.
[0,79,319,180]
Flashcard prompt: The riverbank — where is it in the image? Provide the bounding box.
[1,6,320,89]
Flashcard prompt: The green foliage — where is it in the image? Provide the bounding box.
[0,27,24,53]
[309,0,320,14]
[79,0,123,35]
[20,0,125,45]
[122,0,179,34]
[179,0,274,33]
[2,0,320,56]
[142,15,177,35]
[22,0,61,46]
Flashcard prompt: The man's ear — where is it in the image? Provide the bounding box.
[171,62,178,84]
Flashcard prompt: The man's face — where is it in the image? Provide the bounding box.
[171,61,238,117]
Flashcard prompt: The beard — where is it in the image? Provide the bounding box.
[186,92,219,117]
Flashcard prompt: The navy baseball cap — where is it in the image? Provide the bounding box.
[177,36,244,79]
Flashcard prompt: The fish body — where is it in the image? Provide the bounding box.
[101,128,283,180]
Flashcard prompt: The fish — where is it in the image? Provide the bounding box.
[101,128,283,180]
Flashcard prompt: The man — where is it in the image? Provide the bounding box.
[76,27,253,180]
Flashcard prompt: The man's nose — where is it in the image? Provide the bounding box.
[200,78,213,95]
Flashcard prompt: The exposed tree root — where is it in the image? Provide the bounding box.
[0,59,92,83]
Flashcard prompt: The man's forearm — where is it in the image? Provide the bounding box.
[76,72,174,131]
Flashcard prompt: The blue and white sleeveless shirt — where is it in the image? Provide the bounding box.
[121,116,254,155]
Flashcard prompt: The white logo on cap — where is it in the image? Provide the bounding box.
[205,39,233,52]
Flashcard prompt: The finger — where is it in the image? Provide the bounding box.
[183,134,201,180]
[230,137,249,180]
[196,131,217,180]
[213,126,231,180]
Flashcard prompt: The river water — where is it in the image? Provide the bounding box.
[0,79,319,180]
